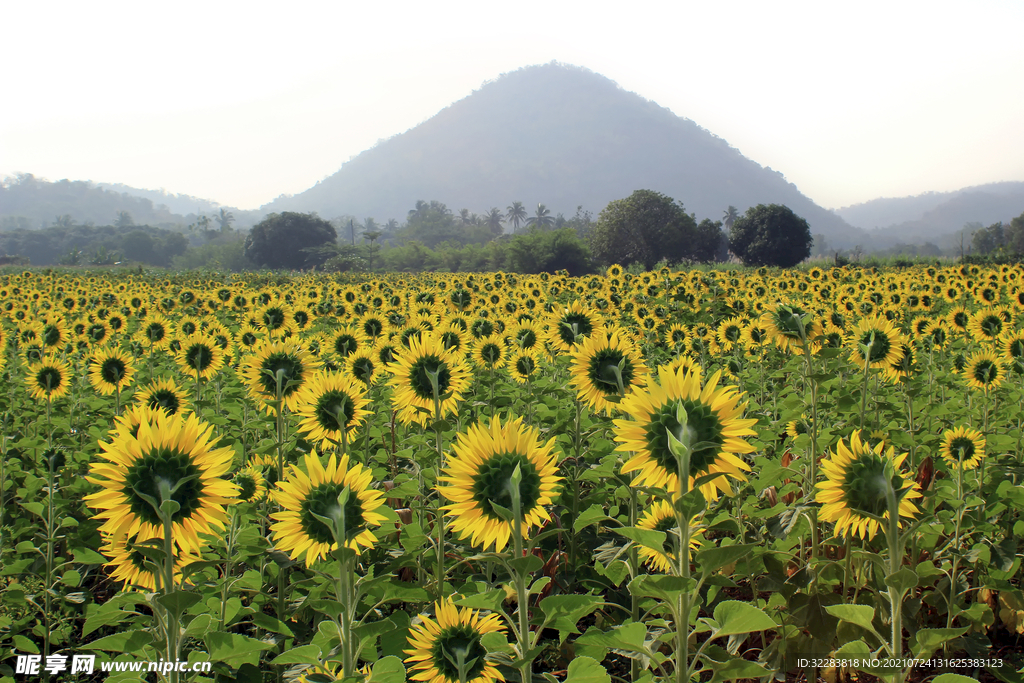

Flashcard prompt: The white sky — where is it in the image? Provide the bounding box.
[2,0,1022,212]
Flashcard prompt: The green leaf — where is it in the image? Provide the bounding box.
[612,526,666,553]
[696,544,757,574]
[707,658,772,683]
[508,554,543,575]
[573,504,609,533]
[824,604,876,633]
[884,567,919,595]
[628,575,696,603]
[204,632,275,667]
[183,614,213,639]
[563,656,611,683]
[252,612,294,636]
[455,589,507,614]
[910,627,967,660]
[576,622,653,660]
[933,676,980,683]
[84,630,154,653]
[368,655,406,683]
[156,590,202,619]
[270,644,322,666]
[711,601,776,637]
[13,634,39,654]
[72,548,107,565]
[61,570,82,587]
[538,594,603,643]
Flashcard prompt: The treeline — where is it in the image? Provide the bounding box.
[0,224,190,266]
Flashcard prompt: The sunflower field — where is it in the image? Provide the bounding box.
[1,263,1023,683]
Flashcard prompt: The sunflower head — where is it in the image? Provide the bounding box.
[616,367,756,501]
[438,416,561,552]
[89,346,136,395]
[25,356,72,401]
[234,465,269,503]
[848,316,905,369]
[84,410,240,553]
[404,599,506,683]
[963,350,1006,391]
[242,339,314,413]
[568,329,647,415]
[940,426,986,471]
[388,333,470,427]
[635,499,704,573]
[295,371,371,448]
[815,432,922,541]
[762,303,821,354]
[270,451,388,565]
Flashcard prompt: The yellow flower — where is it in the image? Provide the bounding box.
[404,599,505,683]
[438,416,561,552]
[388,333,470,427]
[568,329,647,415]
[294,371,371,448]
[940,426,986,471]
[84,410,239,554]
[25,356,73,401]
[616,367,756,501]
[270,451,388,566]
[816,432,921,541]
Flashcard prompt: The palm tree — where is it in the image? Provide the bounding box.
[506,201,527,234]
[485,208,504,236]
[216,208,235,231]
[722,206,740,231]
[526,203,554,229]
[459,209,473,226]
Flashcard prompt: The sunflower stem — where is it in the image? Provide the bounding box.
[510,464,533,683]
[945,463,965,643]
[858,333,874,430]
[884,471,906,683]
[667,407,694,683]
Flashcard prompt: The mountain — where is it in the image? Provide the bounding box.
[263,62,865,246]
[0,174,259,230]
[836,182,1024,232]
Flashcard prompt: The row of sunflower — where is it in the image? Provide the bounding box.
[1,263,1023,683]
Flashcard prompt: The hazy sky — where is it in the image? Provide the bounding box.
[2,1,1022,212]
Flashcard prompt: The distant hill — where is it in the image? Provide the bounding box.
[836,182,1024,233]
[264,62,865,247]
[0,174,259,231]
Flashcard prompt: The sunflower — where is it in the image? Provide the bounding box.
[815,432,922,541]
[235,323,263,355]
[388,333,471,427]
[137,315,172,350]
[967,309,1005,343]
[568,329,647,415]
[616,367,756,501]
[1001,330,1024,372]
[939,426,986,471]
[471,334,508,371]
[25,356,72,401]
[635,499,703,573]
[438,416,561,552]
[963,350,1006,391]
[404,598,506,683]
[88,346,136,395]
[270,451,388,565]
[233,464,269,503]
[508,350,539,384]
[761,303,821,354]
[295,372,371,448]
[176,333,226,381]
[545,300,604,353]
[242,339,314,413]
[136,377,191,416]
[847,316,904,369]
[345,347,380,387]
[84,410,239,554]
[99,533,204,591]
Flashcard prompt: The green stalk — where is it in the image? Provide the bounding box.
[510,465,532,683]
[859,333,875,430]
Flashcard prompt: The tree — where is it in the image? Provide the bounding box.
[722,206,739,230]
[215,208,235,231]
[693,219,729,263]
[526,203,554,229]
[362,229,382,271]
[506,227,592,276]
[971,222,1005,255]
[122,230,155,263]
[115,211,134,228]
[729,204,812,268]
[484,208,504,237]
[506,201,527,234]
[589,190,698,270]
[243,212,337,269]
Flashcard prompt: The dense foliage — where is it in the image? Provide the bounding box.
[244,212,338,270]
[729,203,813,268]
[589,190,707,269]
